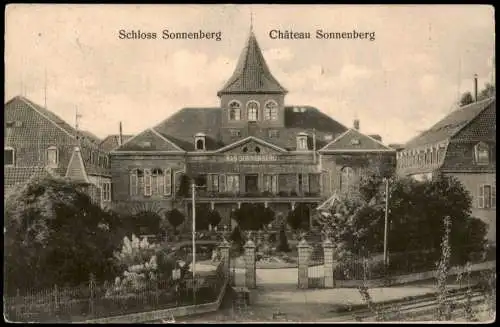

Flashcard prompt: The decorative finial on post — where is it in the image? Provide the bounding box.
[246,230,253,242]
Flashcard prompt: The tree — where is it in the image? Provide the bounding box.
[4,175,125,293]
[287,203,311,231]
[460,92,474,106]
[276,223,291,252]
[478,83,495,100]
[165,209,185,232]
[315,173,487,265]
[207,209,222,229]
[232,203,274,230]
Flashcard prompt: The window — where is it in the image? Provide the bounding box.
[4,147,15,166]
[218,175,226,193]
[474,142,490,165]
[46,146,58,167]
[226,175,240,193]
[297,136,308,150]
[130,169,144,196]
[255,146,260,153]
[268,129,279,138]
[229,101,241,121]
[340,166,354,193]
[247,101,259,121]
[230,129,241,137]
[164,168,172,196]
[478,184,496,209]
[196,139,205,151]
[263,175,278,193]
[151,168,164,196]
[101,182,111,202]
[144,169,152,196]
[208,174,219,192]
[264,100,278,120]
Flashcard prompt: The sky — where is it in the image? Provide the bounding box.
[5,4,495,145]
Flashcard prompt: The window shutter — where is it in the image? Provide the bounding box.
[130,172,138,196]
[492,185,496,209]
[219,175,226,193]
[144,169,152,196]
[478,185,484,209]
[272,175,278,194]
[164,168,172,196]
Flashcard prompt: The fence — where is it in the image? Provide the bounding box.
[5,251,229,323]
[298,239,495,289]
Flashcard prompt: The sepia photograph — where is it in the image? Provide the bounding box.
[4,4,496,323]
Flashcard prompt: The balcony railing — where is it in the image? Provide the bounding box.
[181,190,322,199]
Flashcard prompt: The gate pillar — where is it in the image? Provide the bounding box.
[244,240,256,289]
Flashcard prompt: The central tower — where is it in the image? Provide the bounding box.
[218,30,288,130]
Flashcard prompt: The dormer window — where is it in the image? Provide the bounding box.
[228,100,241,121]
[264,100,278,120]
[247,101,259,121]
[474,142,490,165]
[46,146,59,168]
[297,132,308,150]
[195,133,206,151]
[4,147,15,166]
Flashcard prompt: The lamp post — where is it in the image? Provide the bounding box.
[383,177,390,267]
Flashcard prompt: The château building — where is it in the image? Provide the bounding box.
[396,97,496,242]
[110,30,397,228]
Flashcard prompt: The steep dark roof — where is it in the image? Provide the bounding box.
[217,31,287,96]
[147,106,349,151]
[4,96,110,178]
[4,166,51,193]
[100,134,134,152]
[405,98,495,148]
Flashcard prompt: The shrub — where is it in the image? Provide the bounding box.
[287,203,311,230]
[207,210,222,229]
[230,226,244,254]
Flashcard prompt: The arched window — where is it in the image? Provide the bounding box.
[228,101,241,121]
[130,169,144,196]
[46,146,59,167]
[196,139,204,150]
[247,101,259,121]
[340,166,354,193]
[264,100,278,120]
[474,142,490,165]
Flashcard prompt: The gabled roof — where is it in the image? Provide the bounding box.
[213,136,288,153]
[217,31,287,96]
[319,128,395,153]
[80,130,101,144]
[404,97,495,149]
[113,105,349,153]
[100,134,134,152]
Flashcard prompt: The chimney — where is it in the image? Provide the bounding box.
[474,74,478,102]
[353,119,360,131]
[118,122,123,146]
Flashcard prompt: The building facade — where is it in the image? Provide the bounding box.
[4,96,112,207]
[396,98,496,242]
[110,31,397,227]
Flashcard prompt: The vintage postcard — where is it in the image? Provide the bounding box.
[4,4,496,323]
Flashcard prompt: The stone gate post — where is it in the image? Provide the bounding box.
[244,240,256,289]
[323,238,334,288]
[218,239,231,278]
[297,239,310,289]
